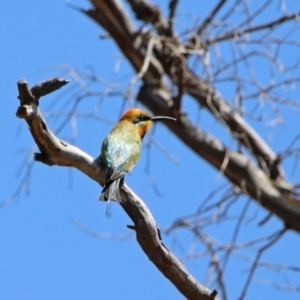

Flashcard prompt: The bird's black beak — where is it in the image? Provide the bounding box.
[150,116,177,122]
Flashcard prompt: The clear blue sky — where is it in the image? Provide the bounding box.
[1,1,300,299]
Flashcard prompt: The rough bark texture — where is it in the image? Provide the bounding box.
[83,0,300,233]
[16,77,219,300]
[16,0,300,299]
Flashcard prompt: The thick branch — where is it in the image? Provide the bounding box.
[137,84,300,233]
[125,0,288,183]
[120,186,216,300]
[83,0,300,233]
[16,78,217,300]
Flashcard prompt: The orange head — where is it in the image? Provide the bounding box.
[120,108,176,138]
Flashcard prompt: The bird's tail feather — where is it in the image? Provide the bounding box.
[98,178,122,203]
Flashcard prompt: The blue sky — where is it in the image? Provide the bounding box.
[1,1,300,299]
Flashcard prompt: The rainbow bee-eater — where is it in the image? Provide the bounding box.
[99,108,176,202]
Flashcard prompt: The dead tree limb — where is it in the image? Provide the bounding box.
[83,0,300,233]
[16,77,219,300]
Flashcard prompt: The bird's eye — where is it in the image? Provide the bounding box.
[133,114,149,124]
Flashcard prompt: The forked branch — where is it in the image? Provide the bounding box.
[15,77,219,300]
[84,0,300,233]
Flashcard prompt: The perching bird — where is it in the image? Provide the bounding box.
[99,108,176,202]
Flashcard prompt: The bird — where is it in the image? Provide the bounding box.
[99,108,176,202]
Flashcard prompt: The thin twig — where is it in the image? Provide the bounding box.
[238,227,287,300]
[204,12,300,46]
[196,0,227,37]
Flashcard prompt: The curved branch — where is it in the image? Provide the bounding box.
[124,0,288,183]
[16,77,218,300]
[83,0,300,233]
[137,84,300,233]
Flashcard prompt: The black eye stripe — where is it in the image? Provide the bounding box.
[133,115,150,123]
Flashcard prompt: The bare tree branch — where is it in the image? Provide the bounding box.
[167,0,179,36]
[238,227,287,300]
[16,77,219,300]
[196,0,227,37]
[14,1,300,298]
[83,0,300,233]
[204,11,300,46]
